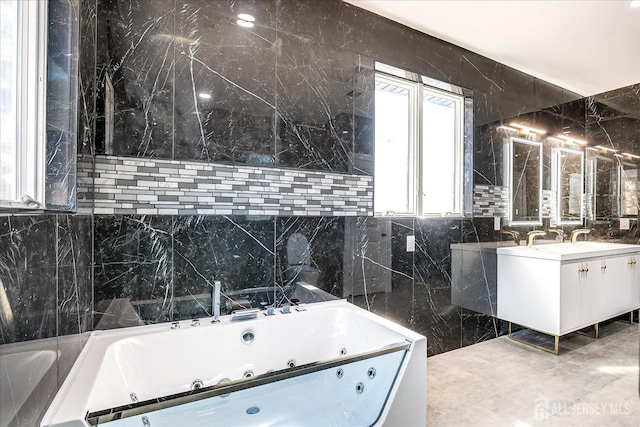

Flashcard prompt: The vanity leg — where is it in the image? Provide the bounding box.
[575,323,599,339]
[507,322,560,355]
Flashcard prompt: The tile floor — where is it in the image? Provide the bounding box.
[427,320,640,426]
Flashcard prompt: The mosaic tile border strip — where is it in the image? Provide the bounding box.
[78,156,373,216]
[541,189,556,219]
[473,185,509,217]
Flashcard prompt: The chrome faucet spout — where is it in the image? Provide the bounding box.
[547,228,565,243]
[212,281,221,323]
[570,228,591,244]
[526,230,547,247]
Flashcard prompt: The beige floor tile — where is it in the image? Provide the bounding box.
[427,321,640,427]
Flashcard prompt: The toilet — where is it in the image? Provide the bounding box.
[286,233,320,286]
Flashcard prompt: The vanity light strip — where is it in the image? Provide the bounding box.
[509,123,547,135]
[556,135,588,145]
[593,145,618,152]
[546,137,564,144]
[497,125,518,132]
[621,153,640,159]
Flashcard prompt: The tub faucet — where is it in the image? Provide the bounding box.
[571,228,591,243]
[547,228,565,242]
[526,230,546,247]
[501,230,520,245]
[212,281,221,323]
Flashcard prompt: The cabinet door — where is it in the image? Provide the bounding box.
[619,254,640,313]
[560,261,601,333]
[630,254,640,311]
[601,256,628,318]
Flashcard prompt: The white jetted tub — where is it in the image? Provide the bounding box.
[41,300,426,426]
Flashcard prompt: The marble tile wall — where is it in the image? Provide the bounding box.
[78,0,588,356]
[8,3,638,425]
[586,84,640,241]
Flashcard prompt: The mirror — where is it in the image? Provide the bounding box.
[586,152,618,220]
[506,137,542,225]
[619,162,639,217]
[554,148,584,225]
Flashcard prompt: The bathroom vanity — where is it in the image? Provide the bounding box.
[451,239,558,317]
[451,241,518,317]
[497,242,640,353]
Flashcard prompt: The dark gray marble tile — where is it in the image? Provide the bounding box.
[534,78,565,111]
[415,283,461,357]
[46,0,80,211]
[461,308,500,348]
[174,0,277,163]
[96,0,175,158]
[461,51,503,96]
[352,54,374,162]
[275,216,345,300]
[172,216,275,319]
[93,215,173,328]
[462,218,496,244]
[353,218,414,329]
[345,4,415,71]
[414,219,463,356]
[500,65,535,109]
[57,215,93,336]
[0,216,57,345]
[78,0,96,156]
[277,0,351,50]
[473,121,505,186]
[276,34,356,172]
[414,32,463,86]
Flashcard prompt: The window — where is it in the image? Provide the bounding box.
[374,65,466,217]
[0,0,47,209]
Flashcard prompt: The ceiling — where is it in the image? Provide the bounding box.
[344,0,640,97]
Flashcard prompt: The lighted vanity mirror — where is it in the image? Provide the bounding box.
[553,147,584,225]
[619,162,639,217]
[506,137,542,225]
[586,153,618,220]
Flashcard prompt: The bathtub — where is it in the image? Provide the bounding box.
[41,300,426,427]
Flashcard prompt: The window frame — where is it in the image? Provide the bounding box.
[0,0,48,210]
[374,70,466,218]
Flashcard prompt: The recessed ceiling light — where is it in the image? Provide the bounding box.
[198,93,212,100]
[629,1,640,8]
[237,19,254,28]
[237,13,255,22]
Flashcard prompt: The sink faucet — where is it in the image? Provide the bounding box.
[526,230,547,247]
[570,228,591,243]
[547,228,565,242]
[212,280,221,323]
[501,230,520,245]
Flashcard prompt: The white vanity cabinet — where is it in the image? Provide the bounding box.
[497,243,640,337]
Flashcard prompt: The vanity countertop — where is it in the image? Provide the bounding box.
[496,241,640,261]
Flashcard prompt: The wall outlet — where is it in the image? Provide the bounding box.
[494,216,501,231]
[406,235,415,252]
[620,218,630,230]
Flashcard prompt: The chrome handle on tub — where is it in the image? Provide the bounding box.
[230,308,260,321]
[171,321,180,329]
